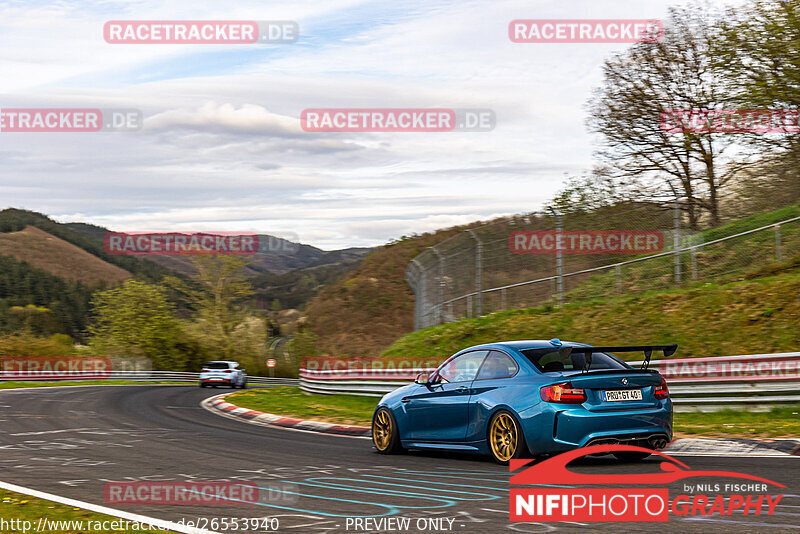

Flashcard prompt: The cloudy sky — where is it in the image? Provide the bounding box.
[0,0,700,249]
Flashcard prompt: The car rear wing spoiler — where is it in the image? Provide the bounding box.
[557,344,678,372]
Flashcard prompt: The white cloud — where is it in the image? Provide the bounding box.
[145,102,302,134]
[0,0,696,249]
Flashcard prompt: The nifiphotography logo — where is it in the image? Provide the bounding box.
[510,444,785,522]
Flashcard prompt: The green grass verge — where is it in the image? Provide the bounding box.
[225,387,799,439]
[675,405,800,438]
[382,268,800,360]
[227,386,377,426]
[0,380,191,390]
[0,488,162,533]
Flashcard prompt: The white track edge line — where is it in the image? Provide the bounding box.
[0,480,221,534]
[0,384,195,393]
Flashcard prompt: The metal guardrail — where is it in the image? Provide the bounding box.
[0,369,299,386]
[299,352,800,411]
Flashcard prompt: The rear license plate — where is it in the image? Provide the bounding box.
[602,389,643,402]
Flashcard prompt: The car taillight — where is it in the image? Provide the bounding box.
[201,369,209,372]
[540,382,586,403]
[224,369,233,373]
[655,376,669,399]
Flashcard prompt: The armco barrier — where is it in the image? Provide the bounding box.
[299,352,800,412]
[0,369,298,386]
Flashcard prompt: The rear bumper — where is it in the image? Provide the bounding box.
[520,400,672,454]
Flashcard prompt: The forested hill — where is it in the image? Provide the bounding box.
[0,209,173,342]
[0,254,92,341]
[0,209,175,281]
[0,208,371,341]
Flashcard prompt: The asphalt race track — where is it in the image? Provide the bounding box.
[0,385,797,533]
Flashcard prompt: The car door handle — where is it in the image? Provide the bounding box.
[401,397,410,403]
[456,386,470,393]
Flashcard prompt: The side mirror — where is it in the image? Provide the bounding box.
[414,373,430,385]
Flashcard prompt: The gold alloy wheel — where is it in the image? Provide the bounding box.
[373,409,393,451]
[489,412,518,462]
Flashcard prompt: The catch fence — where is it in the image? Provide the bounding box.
[407,205,799,329]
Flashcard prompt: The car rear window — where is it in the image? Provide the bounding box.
[520,348,630,373]
[205,362,229,369]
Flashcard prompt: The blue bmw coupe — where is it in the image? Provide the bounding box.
[372,339,675,464]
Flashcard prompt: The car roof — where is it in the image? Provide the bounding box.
[464,340,593,352]
[206,360,238,364]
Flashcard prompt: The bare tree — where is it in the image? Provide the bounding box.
[714,0,800,209]
[586,6,751,229]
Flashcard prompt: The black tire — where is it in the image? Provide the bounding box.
[613,451,652,462]
[240,380,247,389]
[199,383,206,388]
[372,407,404,454]
[487,410,527,465]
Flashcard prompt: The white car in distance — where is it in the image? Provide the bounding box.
[199,361,247,389]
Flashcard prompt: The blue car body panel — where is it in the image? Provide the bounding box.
[376,340,673,457]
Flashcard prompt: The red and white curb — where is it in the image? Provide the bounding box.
[201,393,371,438]
[665,437,800,457]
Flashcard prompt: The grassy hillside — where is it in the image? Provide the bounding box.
[0,226,131,286]
[383,261,800,359]
[567,203,800,302]
[304,225,489,356]
[0,209,174,282]
[0,209,184,341]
